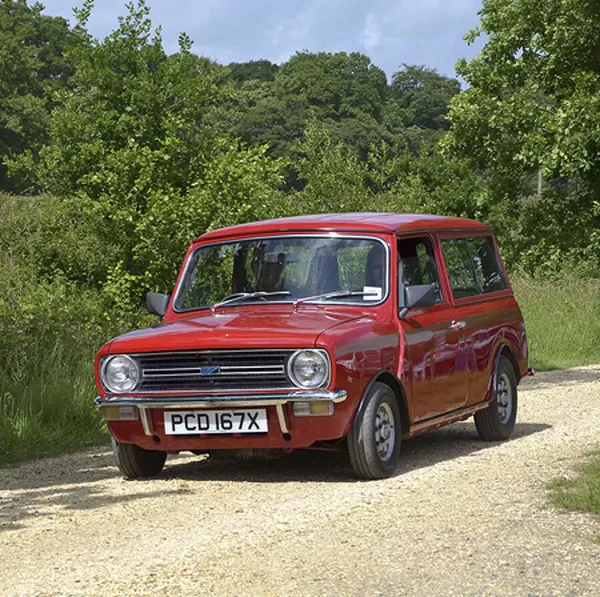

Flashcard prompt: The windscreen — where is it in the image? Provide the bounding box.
[173,236,388,311]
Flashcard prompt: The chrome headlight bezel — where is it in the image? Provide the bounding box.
[101,355,140,394]
[287,349,331,389]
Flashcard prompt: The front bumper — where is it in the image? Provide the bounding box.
[94,389,348,436]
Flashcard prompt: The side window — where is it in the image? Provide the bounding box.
[441,236,508,299]
[441,239,478,298]
[397,236,444,303]
[466,237,508,293]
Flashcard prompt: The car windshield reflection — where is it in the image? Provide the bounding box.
[174,236,389,312]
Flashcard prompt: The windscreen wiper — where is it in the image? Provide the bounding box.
[211,291,291,312]
[293,290,377,306]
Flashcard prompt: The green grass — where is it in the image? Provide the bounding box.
[0,359,109,466]
[512,275,600,371]
[548,451,600,516]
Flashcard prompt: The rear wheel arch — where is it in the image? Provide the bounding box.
[496,342,520,388]
[475,353,518,441]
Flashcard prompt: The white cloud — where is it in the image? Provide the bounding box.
[40,0,486,78]
[361,13,382,52]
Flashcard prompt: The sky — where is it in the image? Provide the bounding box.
[40,0,487,80]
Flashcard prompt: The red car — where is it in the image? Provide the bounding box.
[95,213,532,480]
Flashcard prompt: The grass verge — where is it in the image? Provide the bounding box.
[0,360,109,466]
[547,451,600,516]
[512,276,600,371]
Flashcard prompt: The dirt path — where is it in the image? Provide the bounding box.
[1,366,599,597]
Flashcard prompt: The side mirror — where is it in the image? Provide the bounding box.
[405,284,436,309]
[399,284,436,319]
[146,292,171,318]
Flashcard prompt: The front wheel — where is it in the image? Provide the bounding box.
[475,355,518,441]
[113,438,167,479]
[347,382,402,479]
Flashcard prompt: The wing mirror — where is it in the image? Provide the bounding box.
[146,292,171,318]
[399,284,436,319]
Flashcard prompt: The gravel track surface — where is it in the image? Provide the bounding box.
[1,366,599,597]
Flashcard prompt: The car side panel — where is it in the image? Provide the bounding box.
[452,295,526,405]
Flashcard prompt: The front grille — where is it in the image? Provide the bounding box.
[135,350,294,392]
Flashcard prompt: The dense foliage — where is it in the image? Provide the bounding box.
[0,0,77,191]
[0,0,598,463]
[444,0,600,273]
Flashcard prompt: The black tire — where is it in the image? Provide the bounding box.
[347,382,402,479]
[113,438,167,479]
[475,355,518,441]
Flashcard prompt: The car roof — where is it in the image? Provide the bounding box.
[196,212,489,243]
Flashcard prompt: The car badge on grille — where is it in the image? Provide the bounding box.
[199,366,221,376]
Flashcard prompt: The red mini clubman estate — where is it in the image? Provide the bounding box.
[94,213,532,480]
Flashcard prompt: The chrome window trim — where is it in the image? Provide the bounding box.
[172,233,391,313]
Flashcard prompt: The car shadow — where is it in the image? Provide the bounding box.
[520,366,599,391]
[0,421,551,532]
[165,421,552,483]
[0,449,191,533]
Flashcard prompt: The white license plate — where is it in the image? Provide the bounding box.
[163,409,268,435]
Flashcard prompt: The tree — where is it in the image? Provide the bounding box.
[292,124,370,213]
[0,0,77,190]
[444,0,600,272]
[228,59,279,83]
[390,65,461,131]
[24,0,285,311]
[276,51,388,121]
[216,51,391,163]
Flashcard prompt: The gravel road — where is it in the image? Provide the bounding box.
[1,366,599,597]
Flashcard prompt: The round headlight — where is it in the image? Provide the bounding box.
[102,355,139,393]
[288,350,329,388]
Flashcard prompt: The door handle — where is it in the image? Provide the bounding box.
[450,320,466,330]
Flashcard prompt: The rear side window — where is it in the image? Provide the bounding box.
[441,236,508,299]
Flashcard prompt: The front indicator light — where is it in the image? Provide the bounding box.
[293,401,334,417]
[101,406,139,421]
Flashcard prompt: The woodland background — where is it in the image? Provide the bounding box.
[0,0,598,463]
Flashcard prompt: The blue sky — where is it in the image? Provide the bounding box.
[40,0,486,79]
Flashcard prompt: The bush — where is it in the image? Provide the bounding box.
[0,194,133,465]
[0,265,113,464]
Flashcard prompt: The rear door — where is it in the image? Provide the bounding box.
[398,235,468,422]
[438,234,513,406]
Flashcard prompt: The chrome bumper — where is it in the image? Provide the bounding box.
[94,390,347,436]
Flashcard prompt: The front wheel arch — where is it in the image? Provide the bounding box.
[353,371,410,437]
[347,380,403,479]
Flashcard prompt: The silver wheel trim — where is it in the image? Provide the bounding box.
[496,372,513,424]
[375,402,396,461]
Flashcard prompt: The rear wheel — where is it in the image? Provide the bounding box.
[113,439,167,479]
[475,355,518,441]
[347,382,401,479]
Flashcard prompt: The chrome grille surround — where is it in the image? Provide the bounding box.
[100,349,331,394]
